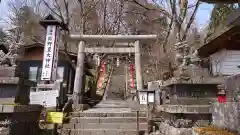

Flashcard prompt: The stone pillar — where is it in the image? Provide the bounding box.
[73,41,85,104]
[134,40,143,90]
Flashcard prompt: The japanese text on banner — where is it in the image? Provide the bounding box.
[41,25,57,80]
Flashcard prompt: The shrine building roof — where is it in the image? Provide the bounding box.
[198,9,240,58]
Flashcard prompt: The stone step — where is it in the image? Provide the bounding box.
[93,100,146,109]
[106,74,126,100]
[70,117,147,123]
[63,123,148,130]
[94,103,143,108]
[97,100,140,105]
[62,129,146,135]
[70,112,147,117]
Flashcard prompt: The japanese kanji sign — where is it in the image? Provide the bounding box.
[41,25,58,80]
[51,28,60,81]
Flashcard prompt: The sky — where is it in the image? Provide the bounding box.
[0,0,9,28]
[0,1,214,30]
[196,3,214,30]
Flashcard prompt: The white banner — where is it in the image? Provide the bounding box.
[51,27,60,81]
[41,25,57,80]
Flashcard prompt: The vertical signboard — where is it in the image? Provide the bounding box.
[51,27,60,81]
[41,25,58,81]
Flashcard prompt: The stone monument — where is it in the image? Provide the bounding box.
[0,42,34,104]
[172,41,207,84]
[157,40,222,135]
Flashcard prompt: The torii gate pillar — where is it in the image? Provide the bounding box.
[134,40,143,90]
[73,41,86,104]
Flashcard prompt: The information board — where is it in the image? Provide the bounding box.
[148,93,155,103]
[139,92,155,104]
[30,90,59,107]
[139,92,147,105]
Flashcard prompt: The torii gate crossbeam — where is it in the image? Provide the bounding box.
[68,34,157,41]
[67,34,157,105]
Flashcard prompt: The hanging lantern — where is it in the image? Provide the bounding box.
[97,55,100,66]
[116,57,120,67]
[94,54,100,66]
[102,61,106,73]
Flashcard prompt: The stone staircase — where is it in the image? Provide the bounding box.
[105,64,126,100]
[61,62,148,135]
[62,100,147,135]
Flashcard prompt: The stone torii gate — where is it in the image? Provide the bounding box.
[67,34,157,104]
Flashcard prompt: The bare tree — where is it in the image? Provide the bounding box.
[41,0,127,93]
[125,0,201,81]
[127,0,200,51]
[123,1,169,81]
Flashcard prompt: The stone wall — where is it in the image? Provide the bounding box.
[212,102,240,133]
[0,67,16,77]
[0,78,34,105]
[224,74,240,101]
[158,122,192,135]
[161,84,219,105]
[0,104,43,135]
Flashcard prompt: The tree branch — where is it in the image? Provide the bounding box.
[42,0,77,70]
[171,0,181,42]
[162,15,173,52]
[42,0,62,20]
[63,0,70,26]
[53,0,65,23]
[182,0,200,41]
[128,0,171,18]
[77,0,85,34]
